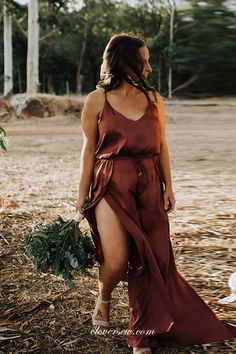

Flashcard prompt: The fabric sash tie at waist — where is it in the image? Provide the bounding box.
[95,152,163,181]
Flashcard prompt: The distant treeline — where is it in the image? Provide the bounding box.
[0,0,236,97]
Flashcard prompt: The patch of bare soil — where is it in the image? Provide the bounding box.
[0,99,236,353]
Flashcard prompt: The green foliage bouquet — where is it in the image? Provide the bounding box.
[24,200,95,288]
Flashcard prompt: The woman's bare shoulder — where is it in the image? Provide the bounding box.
[85,87,105,104]
[82,87,106,117]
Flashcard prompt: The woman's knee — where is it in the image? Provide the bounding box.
[105,258,128,277]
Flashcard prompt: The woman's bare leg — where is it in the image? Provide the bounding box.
[93,197,131,323]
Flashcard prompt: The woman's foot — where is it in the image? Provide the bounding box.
[92,294,111,332]
[133,347,152,354]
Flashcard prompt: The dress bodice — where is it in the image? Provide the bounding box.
[94,94,162,158]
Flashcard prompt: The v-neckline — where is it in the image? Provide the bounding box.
[105,96,152,123]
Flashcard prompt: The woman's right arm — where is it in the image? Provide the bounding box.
[76,89,103,214]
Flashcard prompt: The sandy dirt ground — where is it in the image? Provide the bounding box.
[0,99,236,353]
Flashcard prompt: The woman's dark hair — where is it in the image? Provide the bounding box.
[96,31,158,103]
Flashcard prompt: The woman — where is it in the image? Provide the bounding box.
[76,32,236,354]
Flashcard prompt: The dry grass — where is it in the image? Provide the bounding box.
[1,210,236,353]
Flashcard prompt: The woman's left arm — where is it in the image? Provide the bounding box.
[156,94,176,214]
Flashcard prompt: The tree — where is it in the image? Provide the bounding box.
[167,0,176,98]
[27,0,39,93]
[172,0,236,96]
[1,0,235,96]
[76,14,88,94]
[3,1,13,96]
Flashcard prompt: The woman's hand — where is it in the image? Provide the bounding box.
[163,187,176,214]
[76,194,90,215]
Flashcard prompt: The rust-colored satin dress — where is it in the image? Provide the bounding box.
[83,92,236,349]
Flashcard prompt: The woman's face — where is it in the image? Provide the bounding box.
[125,45,152,82]
[139,46,152,80]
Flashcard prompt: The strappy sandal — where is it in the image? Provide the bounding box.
[92,294,111,329]
[133,348,152,354]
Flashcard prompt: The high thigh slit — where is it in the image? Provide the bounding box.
[83,91,236,349]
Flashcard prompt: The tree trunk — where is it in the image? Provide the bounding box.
[17,62,22,93]
[168,0,175,99]
[158,52,161,92]
[76,19,88,94]
[172,74,199,94]
[27,0,39,94]
[47,74,55,94]
[3,2,13,97]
